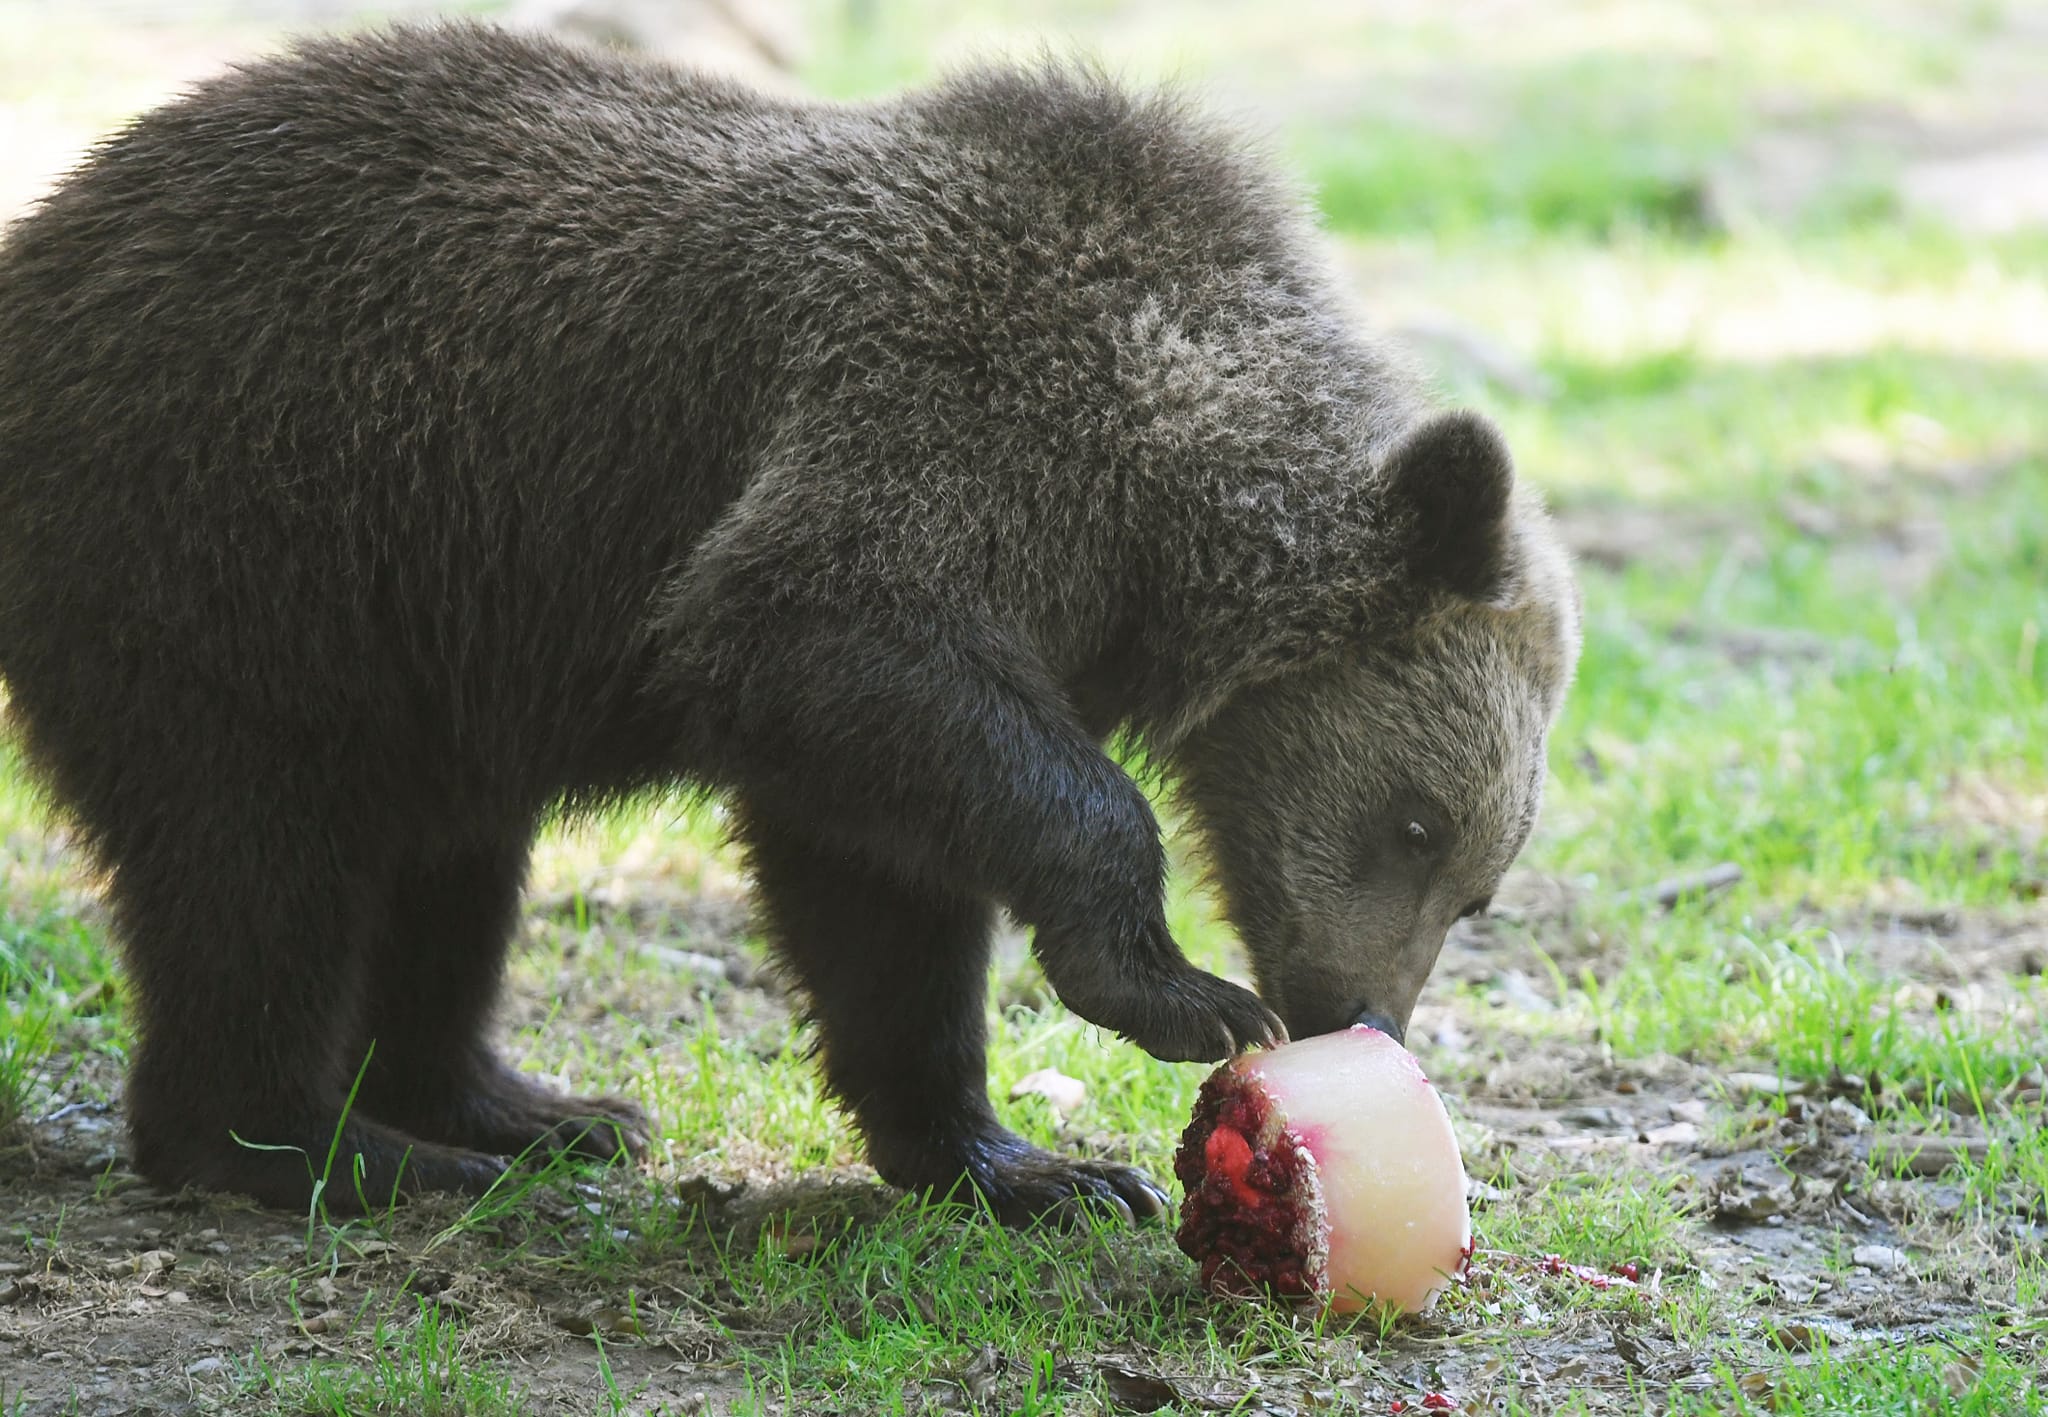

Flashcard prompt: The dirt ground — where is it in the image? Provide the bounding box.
[3,856,2042,1414]
[3,4,2046,1413]
[2,348,2041,1417]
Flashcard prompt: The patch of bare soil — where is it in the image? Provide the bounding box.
[0,913,783,1416]
[1409,897,2045,1411]
[5,861,2044,1415]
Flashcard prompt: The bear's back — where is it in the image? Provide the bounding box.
[0,25,1359,803]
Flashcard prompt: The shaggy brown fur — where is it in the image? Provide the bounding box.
[0,23,1577,1222]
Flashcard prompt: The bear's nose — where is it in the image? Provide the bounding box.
[1350,1009,1406,1044]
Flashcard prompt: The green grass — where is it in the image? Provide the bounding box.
[1296,54,1746,239]
[5,1,2048,1413]
[1670,1332,2043,1416]
[240,1296,538,1416]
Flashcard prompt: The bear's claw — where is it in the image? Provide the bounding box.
[960,1131,1171,1228]
[871,1125,1169,1227]
[1036,916,1286,1063]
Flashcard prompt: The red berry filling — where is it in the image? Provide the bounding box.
[1174,1065,1327,1300]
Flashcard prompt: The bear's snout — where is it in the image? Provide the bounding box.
[1349,1008,1407,1044]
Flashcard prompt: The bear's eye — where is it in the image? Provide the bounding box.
[1403,821,1430,852]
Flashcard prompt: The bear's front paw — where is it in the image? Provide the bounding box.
[1040,921,1286,1062]
[366,1064,649,1166]
[878,1127,1169,1227]
[1102,966,1288,1063]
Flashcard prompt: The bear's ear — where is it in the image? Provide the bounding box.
[1379,408,1514,603]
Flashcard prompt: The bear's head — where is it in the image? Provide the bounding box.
[1174,409,1580,1043]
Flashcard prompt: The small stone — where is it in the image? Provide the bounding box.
[1641,1121,1701,1148]
[1769,1271,1823,1303]
[184,1356,227,1377]
[1852,1244,1907,1273]
[1009,1067,1087,1116]
[1726,1072,1802,1100]
[1824,1098,1871,1132]
[1561,1105,1628,1129]
[1488,968,1555,1013]
[634,943,731,982]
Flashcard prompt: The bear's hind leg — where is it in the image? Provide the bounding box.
[740,809,1168,1227]
[350,833,647,1167]
[111,808,506,1212]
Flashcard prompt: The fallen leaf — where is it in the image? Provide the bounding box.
[1641,1121,1701,1148]
[1943,1354,1984,1397]
[675,1175,744,1209]
[1707,1166,1793,1223]
[1768,1271,1823,1303]
[64,978,114,1014]
[589,1307,644,1338]
[128,1250,177,1279]
[946,1346,1002,1405]
[1010,1067,1087,1115]
[1771,1322,1821,1352]
[552,1308,642,1340]
[1098,1363,1181,1412]
[1726,1072,1803,1100]
[1869,1136,1989,1177]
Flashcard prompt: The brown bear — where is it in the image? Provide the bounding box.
[0,24,1579,1223]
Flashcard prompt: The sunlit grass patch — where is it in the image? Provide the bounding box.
[1671,1329,2044,1416]
[1298,54,1745,240]
[0,993,54,1131]
[1514,352,2045,511]
[239,1295,539,1417]
[1536,452,2047,911]
[1470,1166,1691,1277]
[1576,915,2046,1091]
[633,1015,859,1181]
[0,892,114,1130]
